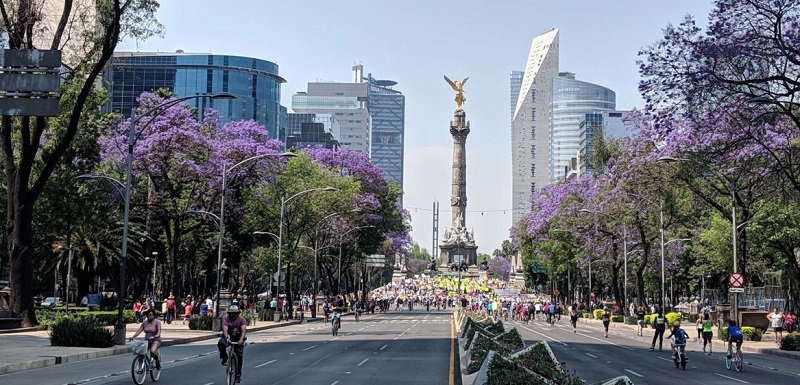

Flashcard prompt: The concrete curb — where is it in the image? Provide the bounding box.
[0,317,323,376]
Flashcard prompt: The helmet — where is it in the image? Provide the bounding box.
[673,320,681,327]
[227,305,240,314]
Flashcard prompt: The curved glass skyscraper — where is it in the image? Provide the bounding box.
[104,52,285,139]
[549,73,615,183]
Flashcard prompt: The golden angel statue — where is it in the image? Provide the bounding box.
[444,75,468,111]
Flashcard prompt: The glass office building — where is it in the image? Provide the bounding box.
[549,73,615,183]
[285,113,341,150]
[104,52,286,139]
[366,73,405,192]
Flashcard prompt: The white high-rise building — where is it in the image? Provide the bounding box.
[511,29,560,225]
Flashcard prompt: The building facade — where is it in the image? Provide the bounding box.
[291,80,370,154]
[285,113,341,150]
[103,52,285,139]
[550,73,615,183]
[365,71,405,191]
[511,29,560,225]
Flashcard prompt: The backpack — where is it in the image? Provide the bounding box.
[674,328,687,344]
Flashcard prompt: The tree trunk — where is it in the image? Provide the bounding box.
[8,196,37,326]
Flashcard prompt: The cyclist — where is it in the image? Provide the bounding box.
[130,309,162,370]
[547,302,556,326]
[649,309,667,351]
[701,313,714,354]
[217,305,247,384]
[666,320,688,362]
[726,319,744,359]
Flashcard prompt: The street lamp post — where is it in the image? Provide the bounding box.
[77,93,235,344]
[276,187,337,307]
[145,252,158,299]
[337,225,374,295]
[58,245,73,312]
[214,151,295,329]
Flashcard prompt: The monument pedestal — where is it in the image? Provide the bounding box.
[439,243,478,268]
[212,289,233,332]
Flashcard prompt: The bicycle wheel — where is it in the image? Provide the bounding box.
[226,354,238,385]
[149,354,161,382]
[734,350,743,372]
[131,356,146,385]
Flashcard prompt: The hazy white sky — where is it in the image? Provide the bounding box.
[117,0,714,255]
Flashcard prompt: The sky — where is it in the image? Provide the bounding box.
[117,0,715,256]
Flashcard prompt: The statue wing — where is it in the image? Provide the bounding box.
[444,75,458,91]
[461,77,469,87]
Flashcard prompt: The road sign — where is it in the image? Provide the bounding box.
[366,254,385,268]
[728,273,744,288]
[554,289,560,297]
[273,272,285,285]
[729,287,745,293]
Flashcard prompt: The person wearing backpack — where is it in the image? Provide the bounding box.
[666,320,688,362]
[649,309,667,351]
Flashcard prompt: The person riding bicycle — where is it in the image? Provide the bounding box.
[217,305,247,384]
[666,320,689,362]
[130,309,162,369]
[726,319,744,358]
[331,296,344,329]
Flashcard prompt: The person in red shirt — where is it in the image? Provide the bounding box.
[165,295,176,324]
[183,301,193,325]
[133,299,143,323]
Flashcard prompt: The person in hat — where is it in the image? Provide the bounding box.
[166,295,176,324]
[218,305,247,383]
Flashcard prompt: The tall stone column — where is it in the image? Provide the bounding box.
[450,110,469,229]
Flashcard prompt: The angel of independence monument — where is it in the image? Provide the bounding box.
[438,76,478,275]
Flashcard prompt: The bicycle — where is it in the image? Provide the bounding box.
[331,312,341,336]
[224,341,240,385]
[130,338,161,384]
[672,339,687,370]
[725,342,743,372]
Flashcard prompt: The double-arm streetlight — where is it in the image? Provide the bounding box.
[275,187,337,303]
[337,225,375,295]
[658,155,740,320]
[214,152,295,323]
[79,92,235,344]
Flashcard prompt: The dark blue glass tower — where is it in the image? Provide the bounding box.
[104,52,286,139]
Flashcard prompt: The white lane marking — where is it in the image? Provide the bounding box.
[357,358,369,366]
[714,373,750,384]
[585,353,597,358]
[255,359,277,368]
[302,345,317,351]
[575,332,633,351]
[202,383,214,385]
[380,344,388,351]
[393,337,399,340]
[516,324,567,346]
[331,381,340,385]
[624,369,644,378]
[657,357,672,362]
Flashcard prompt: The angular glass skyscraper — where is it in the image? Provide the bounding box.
[103,52,285,139]
[511,29,560,225]
[550,73,615,183]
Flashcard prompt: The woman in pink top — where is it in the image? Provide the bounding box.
[183,302,193,325]
[131,309,162,369]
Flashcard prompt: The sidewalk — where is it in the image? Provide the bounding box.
[578,317,800,361]
[0,314,324,376]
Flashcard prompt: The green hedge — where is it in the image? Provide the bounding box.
[36,309,137,330]
[188,315,213,330]
[495,328,524,352]
[468,332,505,373]
[581,312,590,319]
[611,315,624,323]
[49,316,115,348]
[514,343,583,385]
[780,332,800,351]
[624,316,638,325]
[592,309,605,320]
[665,312,682,326]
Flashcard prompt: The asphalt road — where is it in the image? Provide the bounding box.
[0,310,454,385]
[510,316,800,385]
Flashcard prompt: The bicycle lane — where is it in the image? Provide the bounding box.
[0,319,334,385]
[509,318,800,385]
